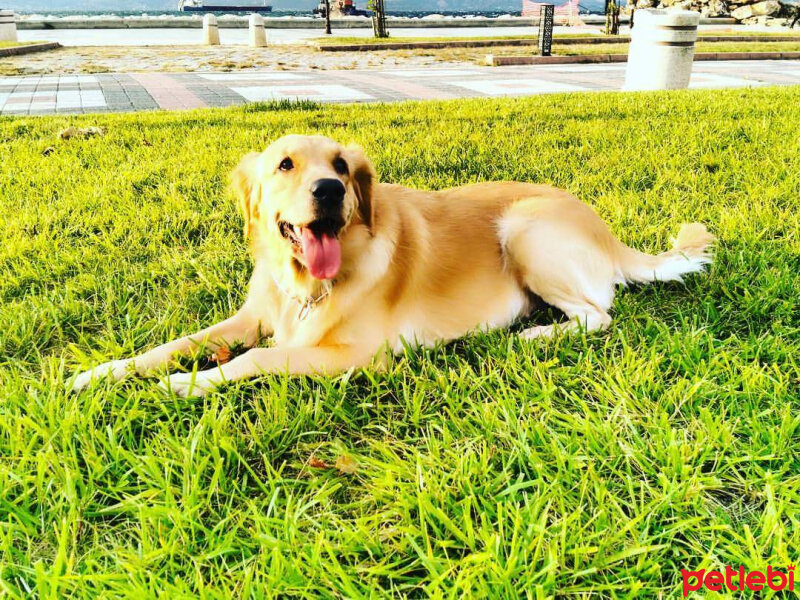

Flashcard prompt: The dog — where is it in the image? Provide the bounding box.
[72,134,715,397]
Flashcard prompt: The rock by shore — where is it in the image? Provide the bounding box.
[629,0,797,25]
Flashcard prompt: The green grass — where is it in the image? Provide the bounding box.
[1,87,799,597]
[696,30,800,37]
[315,31,800,46]
[313,33,598,45]
[0,41,38,49]
[555,40,800,56]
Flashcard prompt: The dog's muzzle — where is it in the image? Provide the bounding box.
[310,178,345,219]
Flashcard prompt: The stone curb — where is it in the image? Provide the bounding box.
[319,34,800,52]
[488,50,800,65]
[488,54,628,65]
[0,42,60,57]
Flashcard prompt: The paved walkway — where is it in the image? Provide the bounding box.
[1,60,799,115]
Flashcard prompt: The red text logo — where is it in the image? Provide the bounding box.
[681,565,795,596]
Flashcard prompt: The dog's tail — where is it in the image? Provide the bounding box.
[617,223,715,285]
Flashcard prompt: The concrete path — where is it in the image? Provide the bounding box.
[1,59,799,116]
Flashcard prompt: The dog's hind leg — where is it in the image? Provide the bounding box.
[500,198,619,340]
[521,305,612,339]
[499,194,714,341]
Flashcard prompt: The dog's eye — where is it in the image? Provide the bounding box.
[279,157,294,171]
[333,157,348,175]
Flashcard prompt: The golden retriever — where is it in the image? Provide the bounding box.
[73,134,714,397]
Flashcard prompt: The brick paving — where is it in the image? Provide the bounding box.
[1,59,798,116]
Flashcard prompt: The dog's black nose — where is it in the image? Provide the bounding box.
[310,178,345,204]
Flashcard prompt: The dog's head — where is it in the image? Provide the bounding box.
[231,134,375,281]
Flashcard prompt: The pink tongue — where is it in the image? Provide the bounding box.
[300,227,341,280]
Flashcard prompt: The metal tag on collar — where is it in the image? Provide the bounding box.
[297,300,314,321]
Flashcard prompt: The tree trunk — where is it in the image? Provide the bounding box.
[371,0,388,38]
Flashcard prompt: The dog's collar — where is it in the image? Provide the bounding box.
[271,273,333,321]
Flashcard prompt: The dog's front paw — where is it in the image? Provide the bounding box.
[158,371,219,398]
[71,359,133,392]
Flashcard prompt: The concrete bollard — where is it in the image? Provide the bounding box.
[203,13,220,46]
[0,10,18,43]
[249,13,267,47]
[623,9,700,91]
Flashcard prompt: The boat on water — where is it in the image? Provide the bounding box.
[179,0,272,12]
[313,0,372,17]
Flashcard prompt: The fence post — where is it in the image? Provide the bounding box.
[249,13,266,47]
[0,10,17,43]
[203,13,220,46]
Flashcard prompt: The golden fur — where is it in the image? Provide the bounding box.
[73,135,715,396]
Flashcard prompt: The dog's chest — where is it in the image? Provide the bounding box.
[268,296,342,348]
[269,307,312,347]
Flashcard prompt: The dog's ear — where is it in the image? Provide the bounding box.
[346,145,376,234]
[230,152,261,240]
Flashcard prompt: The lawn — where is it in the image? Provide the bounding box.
[313,33,587,45]
[557,40,800,56]
[315,31,800,46]
[1,87,798,597]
